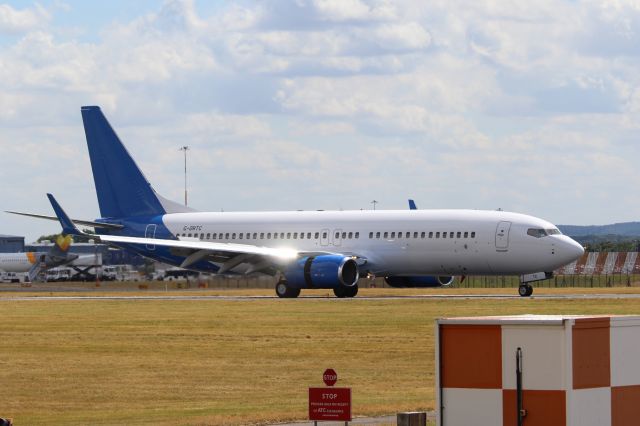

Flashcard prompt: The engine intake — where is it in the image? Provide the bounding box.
[385,275,454,288]
[284,255,359,289]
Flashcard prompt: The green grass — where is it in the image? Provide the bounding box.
[2,293,640,424]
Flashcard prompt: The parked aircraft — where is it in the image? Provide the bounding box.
[10,106,584,297]
[0,235,78,281]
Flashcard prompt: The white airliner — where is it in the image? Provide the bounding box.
[9,106,584,297]
[0,235,78,281]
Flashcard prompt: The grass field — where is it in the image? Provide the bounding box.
[2,288,640,425]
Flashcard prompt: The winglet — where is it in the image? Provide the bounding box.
[408,199,417,210]
[47,194,83,236]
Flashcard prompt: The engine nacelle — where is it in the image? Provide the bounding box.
[385,275,454,288]
[284,255,359,289]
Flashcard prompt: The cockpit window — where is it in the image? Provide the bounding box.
[527,228,547,238]
[527,228,562,238]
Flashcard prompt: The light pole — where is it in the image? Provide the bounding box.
[179,146,189,206]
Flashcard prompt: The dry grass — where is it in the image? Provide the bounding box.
[2,292,640,424]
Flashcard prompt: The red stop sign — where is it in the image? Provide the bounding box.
[323,368,337,386]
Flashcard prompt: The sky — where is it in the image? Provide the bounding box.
[1,0,640,242]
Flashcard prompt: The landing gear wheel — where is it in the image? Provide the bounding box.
[518,284,533,297]
[526,284,533,296]
[275,281,300,298]
[333,286,347,298]
[345,285,358,298]
[333,285,359,298]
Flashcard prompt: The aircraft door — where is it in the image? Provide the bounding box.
[320,229,330,246]
[145,224,157,250]
[495,221,511,251]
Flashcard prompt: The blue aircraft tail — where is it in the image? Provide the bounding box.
[81,106,191,218]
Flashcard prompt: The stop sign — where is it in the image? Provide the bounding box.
[323,368,337,386]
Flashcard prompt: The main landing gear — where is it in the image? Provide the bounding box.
[274,280,359,298]
[333,285,358,298]
[275,280,300,298]
[518,284,533,297]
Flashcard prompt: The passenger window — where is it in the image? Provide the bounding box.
[239,233,243,239]
[436,232,440,238]
[322,232,327,239]
[429,232,433,238]
[414,232,418,238]
[225,233,229,239]
[293,233,298,239]
[449,232,454,238]
[267,233,271,239]
[464,232,468,238]
[307,232,312,239]
[369,232,373,239]
[457,232,461,238]
[348,232,353,239]
[212,233,217,239]
[286,232,291,239]
[260,233,264,239]
[188,233,192,237]
[317,232,321,239]
[342,232,346,239]
[300,233,304,239]
[391,232,395,238]
[397,232,401,239]
[384,232,389,238]
[253,233,257,239]
[280,233,285,239]
[471,232,476,238]
[335,232,340,239]
[443,232,447,239]
[274,233,278,239]
[355,232,359,239]
[232,233,236,239]
[200,233,204,240]
[376,232,381,238]
[206,233,211,239]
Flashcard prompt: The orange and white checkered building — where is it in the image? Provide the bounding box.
[435,315,640,426]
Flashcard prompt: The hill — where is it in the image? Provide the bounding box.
[558,222,640,237]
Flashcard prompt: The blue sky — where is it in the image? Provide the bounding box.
[1,0,640,242]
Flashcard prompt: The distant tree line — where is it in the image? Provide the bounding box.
[571,235,640,252]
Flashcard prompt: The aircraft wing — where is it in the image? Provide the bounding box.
[41,193,365,275]
[98,234,349,273]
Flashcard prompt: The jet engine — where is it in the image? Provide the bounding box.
[284,255,359,289]
[384,275,454,288]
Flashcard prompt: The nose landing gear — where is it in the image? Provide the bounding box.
[518,284,533,297]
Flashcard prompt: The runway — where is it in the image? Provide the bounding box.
[3,293,640,301]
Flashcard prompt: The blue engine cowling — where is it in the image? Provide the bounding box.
[385,275,454,288]
[284,255,359,289]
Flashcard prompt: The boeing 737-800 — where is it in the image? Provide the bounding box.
[9,106,584,297]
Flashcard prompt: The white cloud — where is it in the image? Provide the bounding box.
[4,0,640,241]
[0,3,49,34]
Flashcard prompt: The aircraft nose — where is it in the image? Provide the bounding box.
[560,236,584,262]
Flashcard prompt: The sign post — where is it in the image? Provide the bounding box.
[309,369,352,425]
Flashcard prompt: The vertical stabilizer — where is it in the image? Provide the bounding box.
[81,106,167,218]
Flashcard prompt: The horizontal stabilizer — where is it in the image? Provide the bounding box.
[5,210,123,230]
